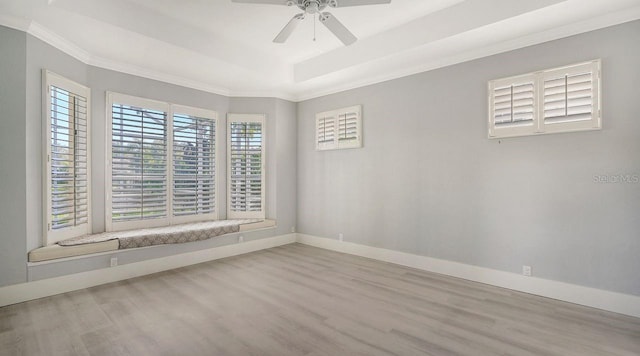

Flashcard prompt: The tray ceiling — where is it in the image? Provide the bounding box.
[1,0,639,100]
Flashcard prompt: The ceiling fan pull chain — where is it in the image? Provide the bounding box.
[313,13,317,41]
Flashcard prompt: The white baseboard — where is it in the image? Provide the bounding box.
[296,234,640,318]
[0,234,296,307]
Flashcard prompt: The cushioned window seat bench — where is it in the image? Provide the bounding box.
[28,219,276,263]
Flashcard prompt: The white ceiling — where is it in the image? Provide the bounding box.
[1,0,640,101]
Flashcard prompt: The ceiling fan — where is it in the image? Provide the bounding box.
[231,0,392,46]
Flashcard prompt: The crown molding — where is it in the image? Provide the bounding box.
[87,55,233,98]
[2,9,640,103]
[27,20,92,63]
[0,13,31,32]
[293,7,640,102]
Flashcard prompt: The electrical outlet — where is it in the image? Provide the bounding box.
[522,265,532,276]
[338,233,344,242]
[110,257,118,267]
[238,235,244,243]
[290,226,295,233]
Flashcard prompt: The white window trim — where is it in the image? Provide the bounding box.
[106,92,219,232]
[488,59,601,139]
[227,113,266,220]
[43,70,92,245]
[315,105,362,151]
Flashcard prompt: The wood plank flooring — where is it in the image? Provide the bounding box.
[1,243,639,355]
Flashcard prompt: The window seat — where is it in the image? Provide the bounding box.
[29,219,276,262]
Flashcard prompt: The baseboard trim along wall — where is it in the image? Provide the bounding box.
[0,234,296,307]
[3,232,639,319]
[296,234,640,319]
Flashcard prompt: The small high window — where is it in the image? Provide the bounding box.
[316,105,362,150]
[488,60,601,138]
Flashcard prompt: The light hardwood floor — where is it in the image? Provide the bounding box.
[1,243,639,355]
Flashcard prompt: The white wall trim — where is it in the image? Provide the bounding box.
[0,14,31,32]
[296,234,640,318]
[0,234,296,307]
[27,21,92,64]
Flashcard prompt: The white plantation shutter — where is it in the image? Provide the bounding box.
[337,108,361,149]
[110,103,168,224]
[228,114,265,219]
[542,60,600,132]
[45,71,91,244]
[316,105,362,150]
[173,111,217,220]
[488,60,601,138]
[488,75,536,138]
[316,115,336,150]
[492,82,535,127]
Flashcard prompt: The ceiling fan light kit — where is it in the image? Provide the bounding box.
[232,0,392,46]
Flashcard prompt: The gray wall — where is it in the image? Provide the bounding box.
[297,20,640,296]
[0,27,297,287]
[0,27,27,286]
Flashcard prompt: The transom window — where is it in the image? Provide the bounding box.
[488,60,601,139]
[315,105,362,150]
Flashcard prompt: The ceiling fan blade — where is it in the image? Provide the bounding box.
[274,13,305,43]
[330,0,391,7]
[231,0,291,5]
[319,12,357,46]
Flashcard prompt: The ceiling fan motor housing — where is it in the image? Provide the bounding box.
[235,0,391,46]
[297,0,336,14]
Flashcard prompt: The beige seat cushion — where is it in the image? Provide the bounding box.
[29,219,276,263]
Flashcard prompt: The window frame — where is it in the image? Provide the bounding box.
[227,113,266,220]
[488,59,601,139]
[106,92,219,232]
[43,70,92,245]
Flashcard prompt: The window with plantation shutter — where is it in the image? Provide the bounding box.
[228,114,265,219]
[44,71,91,244]
[172,107,218,222]
[107,93,170,231]
[488,60,601,138]
[107,94,220,231]
[541,60,600,133]
[111,103,168,225]
[316,105,362,150]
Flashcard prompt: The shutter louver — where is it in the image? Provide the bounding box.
[111,104,168,222]
[50,86,89,230]
[338,111,358,142]
[317,116,336,150]
[493,82,534,128]
[229,120,264,216]
[544,72,593,124]
[173,114,216,217]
